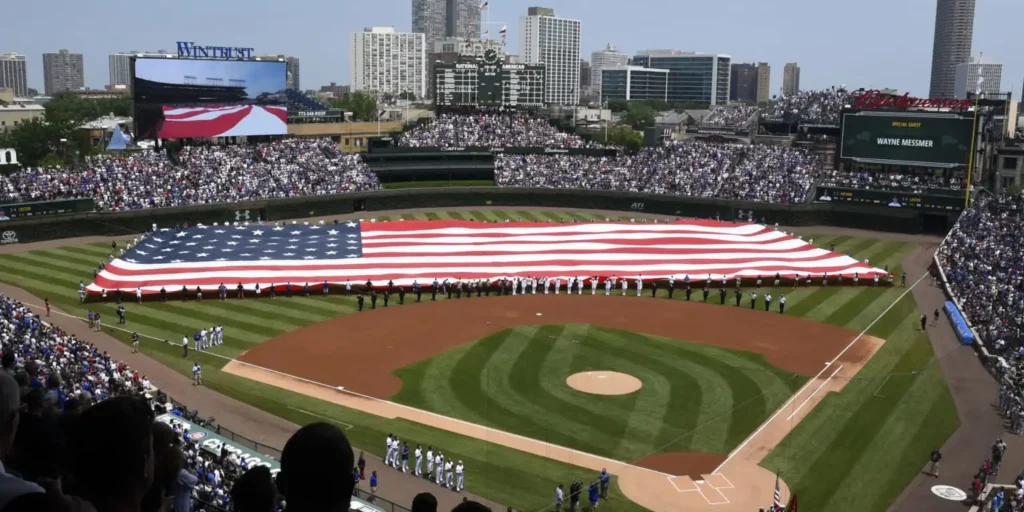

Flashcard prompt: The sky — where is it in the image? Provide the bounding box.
[6,0,1022,98]
[135,59,286,97]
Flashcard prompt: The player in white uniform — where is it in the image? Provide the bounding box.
[554,278,560,294]
[532,277,538,294]
[577,276,584,295]
[621,278,628,295]
[385,435,394,467]
[636,277,643,296]
[445,460,454,488]
[591,277,598,294]
[435,453,444,485]
[512,277,518,296]
[426,447,434,477]
[605,277,612,295]
[455,461,465,491]
[415,445,423,476]
[543,278,550,294]
[200,328,208,350]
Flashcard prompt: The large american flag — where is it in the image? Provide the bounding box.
[87,219,886,294]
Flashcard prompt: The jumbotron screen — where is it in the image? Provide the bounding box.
[132,58,288,140]
[840,111,974,167]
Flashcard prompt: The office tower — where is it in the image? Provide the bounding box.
[258,54,301,89]
[413,0,481,55]
[351,27,426,99]
[600,66,669,101]
[591,44,628,101]
[954,57,1002,98]
[929,0,976,98]
[43,49,85,95]
[633,50,730,106]
[520,7,582,105]
[782,62,800,96]
[109,51,173,88]
[756,62,770,103]
[730,63,757,103]
[0,53,29,97]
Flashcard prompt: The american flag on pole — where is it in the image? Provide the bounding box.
[87,220,886,294]
[773,473,783,511]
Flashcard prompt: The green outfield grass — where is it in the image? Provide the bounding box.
[392,325,805,461]
[0,211,958,512]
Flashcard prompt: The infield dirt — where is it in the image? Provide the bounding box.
[229,293,886,511]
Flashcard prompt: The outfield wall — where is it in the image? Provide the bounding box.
[0,187,959,244]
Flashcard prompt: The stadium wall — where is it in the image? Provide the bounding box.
[0,187,956,244]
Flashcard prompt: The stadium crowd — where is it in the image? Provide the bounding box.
[398,113,598,149]
[496,141,819,204]
[762,87,850,125]
[938,194,1024,350]
[0,138,380,211]
[701,104,759,127]
[818,169,965,192]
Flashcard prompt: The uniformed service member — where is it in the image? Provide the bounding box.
[651,280,658,298]
[371,290,378,309]
[668,276,676,299]
[414,281,422,302]
[685,284,692,301]
[719,285,726,304]
[702,283,709,302]
[750,291,758,309]
[398,287,406,305]
[765,292,772,312]
[779,295,787,314]
[383,291,390,307]
[357,294,365,311]
[734,288,742,306]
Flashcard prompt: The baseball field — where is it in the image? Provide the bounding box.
[0,208,958,512]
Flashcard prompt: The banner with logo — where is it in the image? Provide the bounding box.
[156,413,280,475]
[0,230,17,245]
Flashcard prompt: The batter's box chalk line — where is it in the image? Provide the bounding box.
[667,475,699,492]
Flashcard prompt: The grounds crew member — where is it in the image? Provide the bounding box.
[599,469,610,500]
[929,448,942,477]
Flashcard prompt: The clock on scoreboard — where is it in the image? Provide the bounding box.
[434,50,545,108]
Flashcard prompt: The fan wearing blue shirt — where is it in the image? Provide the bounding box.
[588,482,599,509]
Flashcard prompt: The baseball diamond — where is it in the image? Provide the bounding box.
[0,207,961,512]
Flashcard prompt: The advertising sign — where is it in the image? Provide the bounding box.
[840,111,974,167]
[156,413,280,475]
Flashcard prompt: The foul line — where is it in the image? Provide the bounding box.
[785,364,843,421]
[287,406,354,430]
[711,273,927,474]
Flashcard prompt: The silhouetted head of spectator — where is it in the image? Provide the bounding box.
[412,492,438,512]
[232,465,278,512]
[142,422,183,512]
[278,422,354,512]
[23,361,38,379]
[1,351,15,372]
[452,501,492,512]
[68,396,155,512]
[23,388,45,415]
[0,371,20,457]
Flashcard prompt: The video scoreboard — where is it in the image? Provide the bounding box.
[435,49,545,108]
[840,111,974,167]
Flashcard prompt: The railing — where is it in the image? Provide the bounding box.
[353,487,413,512]
[167,395,283,459]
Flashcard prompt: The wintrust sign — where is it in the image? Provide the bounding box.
[851,90,973,111]
[176,42,254,60]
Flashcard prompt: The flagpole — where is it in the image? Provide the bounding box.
[964,94,980,209]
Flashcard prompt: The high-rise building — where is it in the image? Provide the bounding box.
[591,44,628,101]
[729,63,757,103]
[954,57,1002,98]
[412,0,481,55]
[257,54,301,89]
[351,27,426,99]
[600,66,668,101]
[929,0,976,98]
[108,51,173,88]
[520,6,582,106]
[319,82,351,97]
[580,59,591,89]
[0,53,29,97]
[782,62,800,96]
[632,50,730,106]
[43,49,85,95]
[755,62,770,103]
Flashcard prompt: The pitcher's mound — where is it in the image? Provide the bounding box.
[567,371,642,395]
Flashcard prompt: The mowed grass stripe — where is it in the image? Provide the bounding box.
[38,248,108,269]
[514,210,543,221]
[1,255,93,287]
[502,326,632,450]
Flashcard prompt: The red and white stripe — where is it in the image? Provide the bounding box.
[87,220,886,293]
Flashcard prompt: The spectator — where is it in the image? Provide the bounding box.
[230,466,278,512]
[275,422,355,512]
[763,87,850,125]
[0,371,44,509]
[66,396,156,512]
[411,492,438,512]
[400,114,598,149]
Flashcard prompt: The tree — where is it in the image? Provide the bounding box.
[329,92,378,122]
[606,125,642,152]
[607,98,628,113]
[0,118,66,166]
[622,103,656,130]
[398,91,417,101]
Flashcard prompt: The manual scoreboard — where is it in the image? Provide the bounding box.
[435,49,545,108]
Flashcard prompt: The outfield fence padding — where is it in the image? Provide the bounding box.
[0,187,960,244]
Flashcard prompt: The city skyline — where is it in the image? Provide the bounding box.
[3,0,1022,98]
